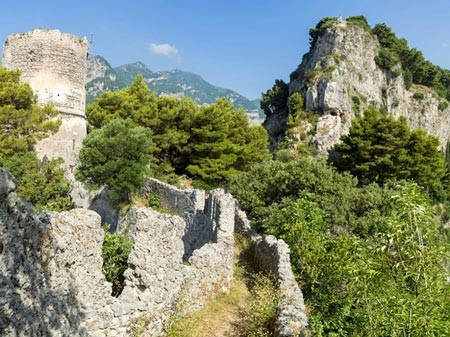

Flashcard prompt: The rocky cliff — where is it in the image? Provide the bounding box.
[267,18,450,153]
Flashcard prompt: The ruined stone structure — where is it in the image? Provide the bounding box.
[235,208,309,336]
[0,169,307,336]
[0,170,235,336]
[1,29,89,170]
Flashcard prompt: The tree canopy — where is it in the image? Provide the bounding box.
[0,67,60,157]
[260,79,289,117]
[332,107,446,201]
[86,76,269,185]
[76,118,153,203]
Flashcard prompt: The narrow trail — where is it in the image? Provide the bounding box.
[192,245,250,337]
[168,236,259,337]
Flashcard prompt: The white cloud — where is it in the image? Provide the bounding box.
[441,42,448,48]
[149,43,179,56]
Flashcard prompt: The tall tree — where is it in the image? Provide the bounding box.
[76,119,153,203]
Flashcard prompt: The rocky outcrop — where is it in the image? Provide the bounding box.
[283,18,450,153]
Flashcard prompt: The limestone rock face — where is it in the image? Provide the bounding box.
[280,19,450,153]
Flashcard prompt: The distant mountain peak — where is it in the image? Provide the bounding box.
[86,56,264,124]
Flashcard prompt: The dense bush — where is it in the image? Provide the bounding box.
[332,107,446,201]
[0,152,74,211]
[0,67,60,156]
[228,158,393,237]
[101,225,134,297]
[76,118,153,203]
[260,79,289,116]
[373,23,450,101]
[229,158,450,336]
[0,67,73,210]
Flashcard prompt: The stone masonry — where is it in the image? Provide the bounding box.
[236,208,309,336]
[0,170,235,336]
[1,29,89,170]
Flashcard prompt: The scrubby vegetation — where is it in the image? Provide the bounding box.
[76,118,153,203]
[372,23,450,101]
[229,155,449,336]
[0,67,73,211]
[260,79,289,116]
[101,225,134,297]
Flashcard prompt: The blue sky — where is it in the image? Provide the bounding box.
[1,0,449,99]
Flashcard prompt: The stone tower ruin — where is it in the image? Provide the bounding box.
[1,29,89,171]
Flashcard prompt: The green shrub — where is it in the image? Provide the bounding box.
[412,92,425,100]
[76,119,153,204]
[352,96,361,113]
[0,152,74,212]
[289,69,299,81]
[147,193,161,209]
[332,52,340,65]
[346,15,371,32]
[438,101,448,111]
[101,225,134,297]
[309,17,339,48]
[241,273,279,337]
[375,48,398,69]
[392,98,400,108]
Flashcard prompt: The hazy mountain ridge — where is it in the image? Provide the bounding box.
[86,56,264,122]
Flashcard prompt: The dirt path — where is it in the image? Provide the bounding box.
[168,238,252,337]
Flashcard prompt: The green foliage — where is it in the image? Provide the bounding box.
[375,48,399,70]
[332,107,446,201]
[260,79,289,116]
[101,225,134,297]
[346,15,371,32]
[304,66,336,87]
[351,96,360,113]
[228,158,393,237]
[186,99,270,182]
[88,77,269,184]
[0,152,74,211]
[438,101,448,111]
[240,273,279,337]
[147,193,161,209]
[0,67,60,157]
[236,166,450,336]
[412,92,424,100]
[76,118,153,203]
[332,52,340,65]
[372,23,450,100]
[289,69,299,81]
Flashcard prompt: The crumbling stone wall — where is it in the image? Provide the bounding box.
[1,29,89,169]
[139,178,205,215]
[0,170,234,336]
[235,207,308,337]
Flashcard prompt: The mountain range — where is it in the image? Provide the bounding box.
[86,56,263,124]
